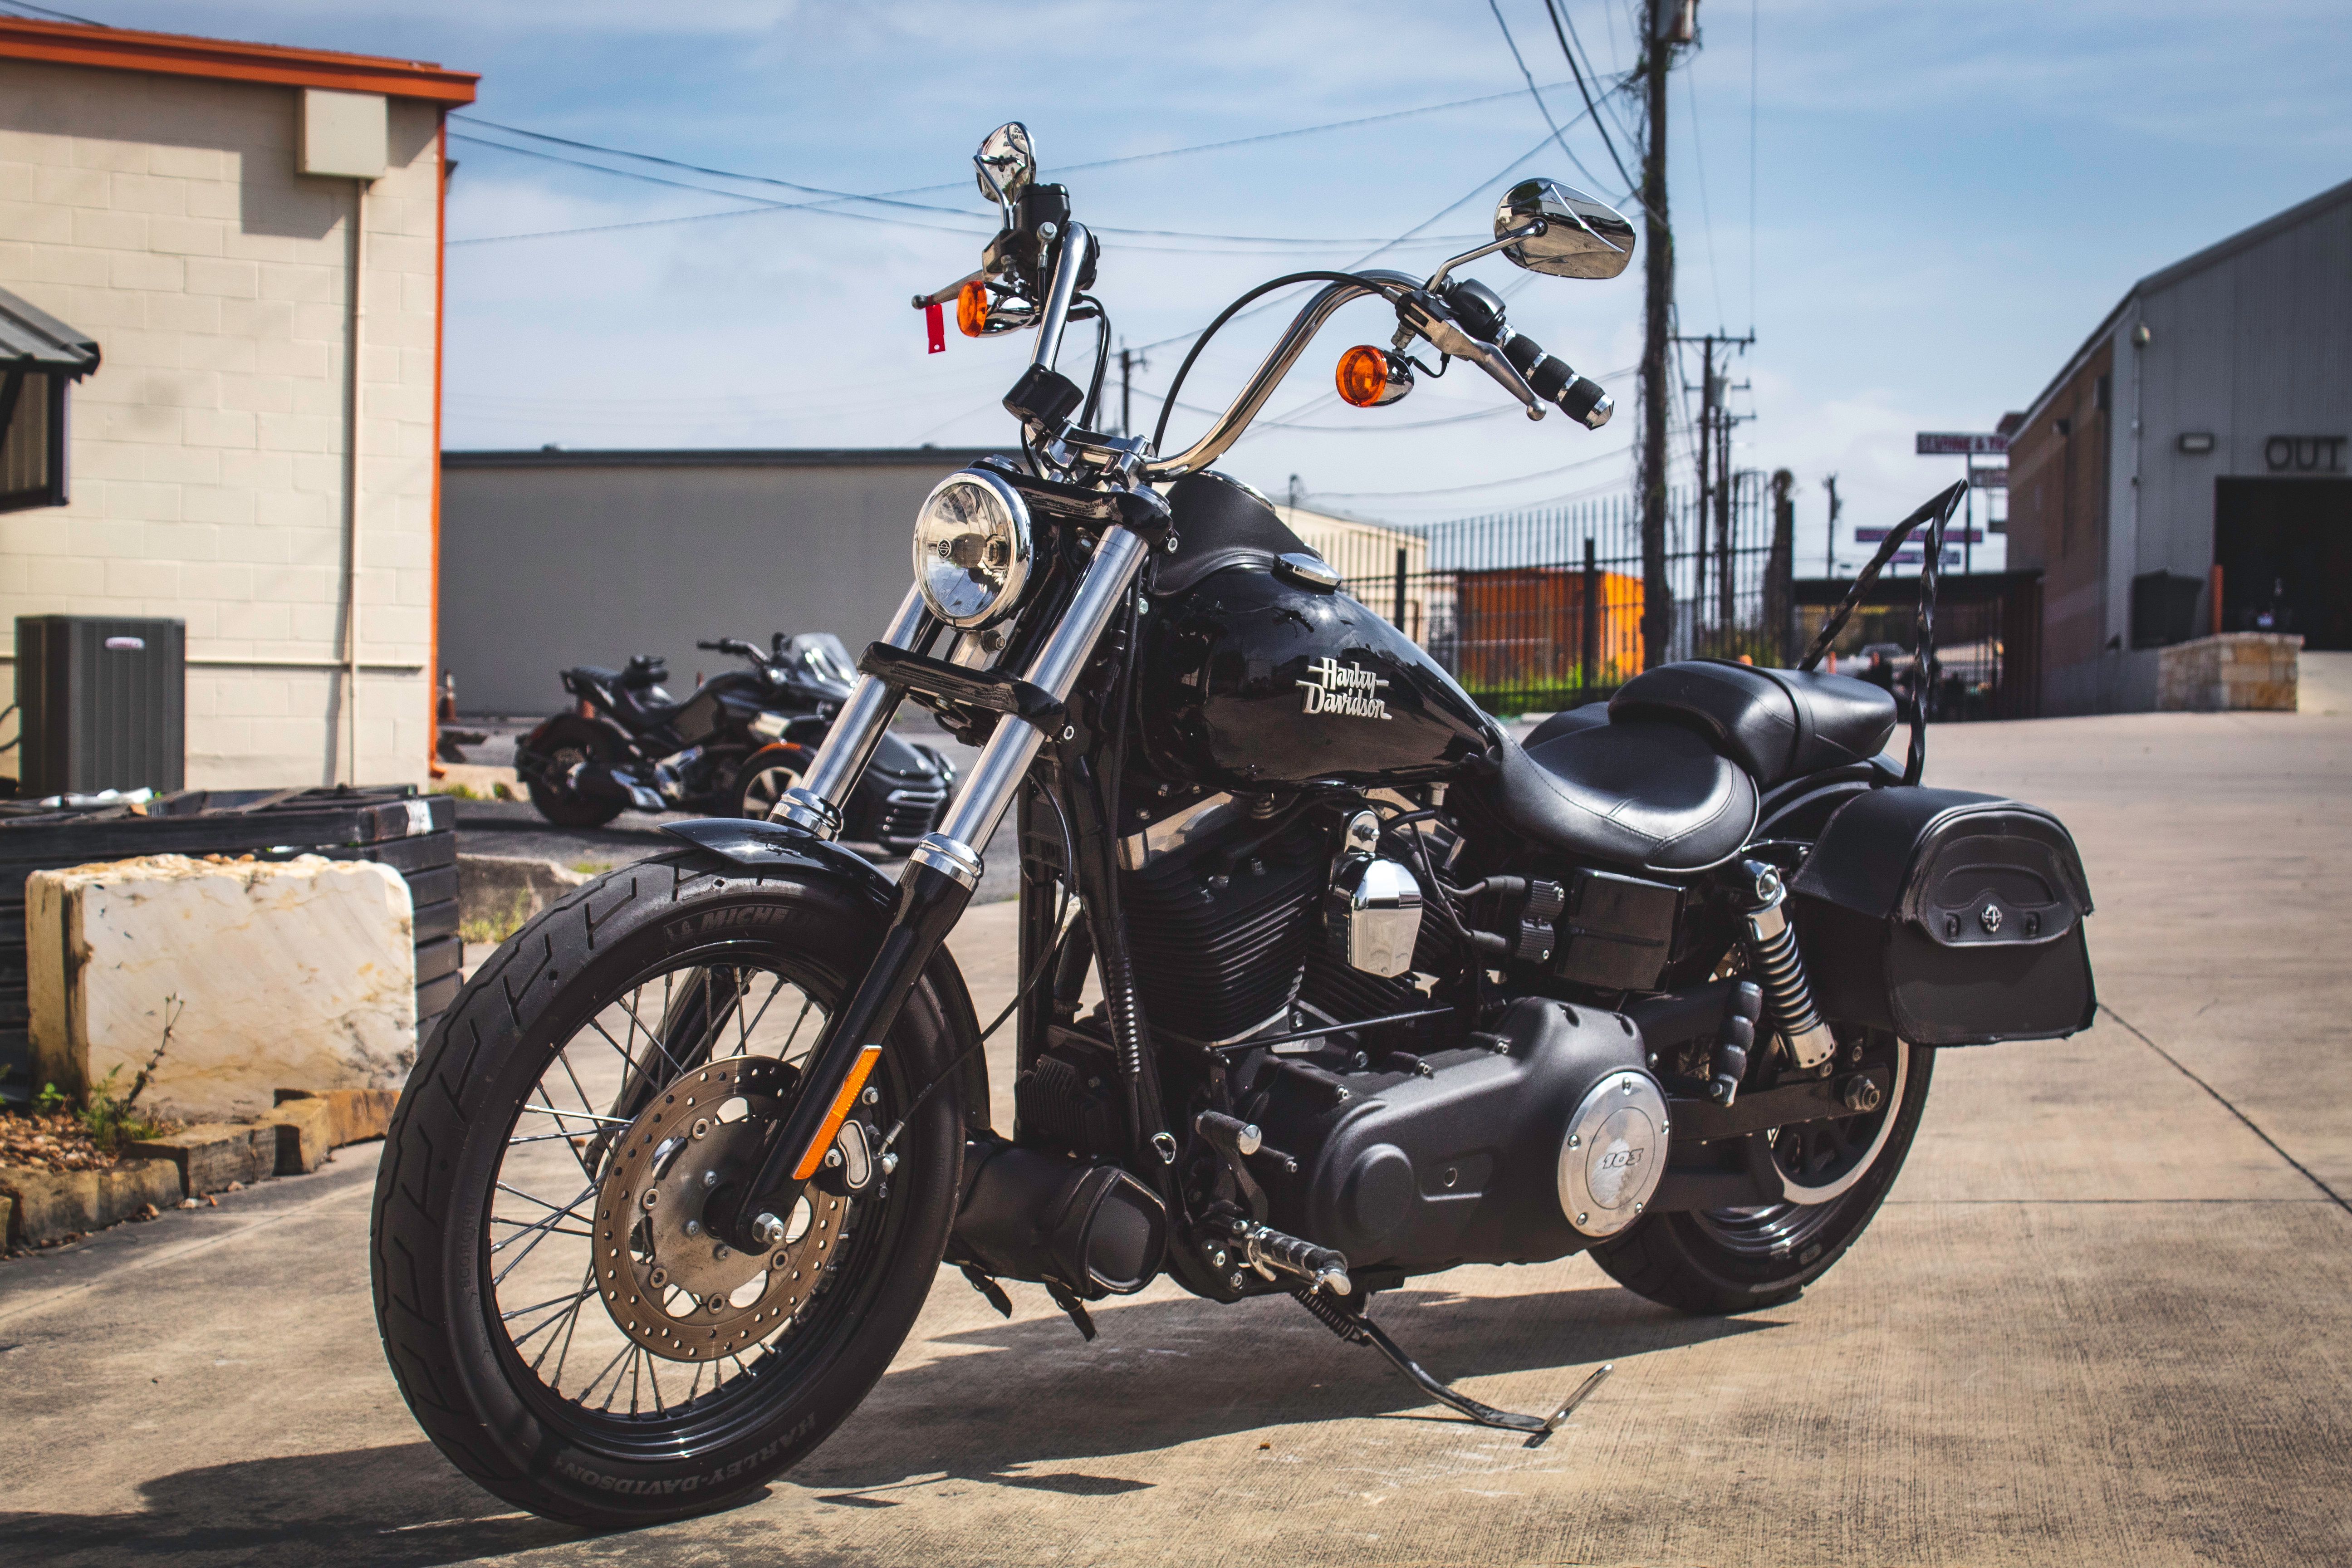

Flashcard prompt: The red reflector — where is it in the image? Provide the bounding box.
[925,300,946,354]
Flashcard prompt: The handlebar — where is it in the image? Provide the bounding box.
[696,637,764,662]
[1498,329,1614,430]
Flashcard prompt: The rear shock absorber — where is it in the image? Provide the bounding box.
[1738,860,1838,1071]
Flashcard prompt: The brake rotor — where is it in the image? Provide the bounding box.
[592,1055,852,1363]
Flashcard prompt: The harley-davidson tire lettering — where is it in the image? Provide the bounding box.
[1297,656,1392,720]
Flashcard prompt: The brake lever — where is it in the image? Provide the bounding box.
[1395,292,1544,421]
[911,268,986,311]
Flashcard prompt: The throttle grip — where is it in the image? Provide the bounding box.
[1502,332,1614,430]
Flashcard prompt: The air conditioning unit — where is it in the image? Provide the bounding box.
[15,616,185,796]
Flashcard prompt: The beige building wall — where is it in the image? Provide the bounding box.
[0,58,446,786]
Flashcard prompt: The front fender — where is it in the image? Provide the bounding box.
[656,818,993,1133]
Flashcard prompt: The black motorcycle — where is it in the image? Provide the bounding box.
[514,631,956,851]
[374,124,2095,1526]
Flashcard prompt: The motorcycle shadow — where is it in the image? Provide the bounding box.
[0,1440,583,1568]
[794,1274,1781,1502]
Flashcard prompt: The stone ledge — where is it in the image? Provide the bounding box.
[270,1096,336,1175]
[273,1087,397,1148]
[126,1123,276,1197]
[1,1160,181,1247]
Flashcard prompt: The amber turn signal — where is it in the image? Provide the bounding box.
[1335,345,1413,408]
[1335,344,1388,407]
[956,279,990,338]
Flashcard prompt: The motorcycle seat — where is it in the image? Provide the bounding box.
[1600,660,1897,788]
[1489,718,1758,875]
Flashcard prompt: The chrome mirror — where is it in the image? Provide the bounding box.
[974,122,1036,215]
[1494,179,1635,279]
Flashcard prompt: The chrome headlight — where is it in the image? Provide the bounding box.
[912,469,1032,629]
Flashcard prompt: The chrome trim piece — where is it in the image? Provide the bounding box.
[1118,791,1239,871]
[1275,553,1341,590]
[926,525,1154,882]
[1147,270,1418,480]
[907,832,984,890]
[1032,220,1090,373]
[1557,1069,1670,1238]
[794,585,930,838]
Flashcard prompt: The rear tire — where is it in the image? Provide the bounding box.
[370,849,974,1526]
[525,716,627,829]
[1593,1035,1933,1314]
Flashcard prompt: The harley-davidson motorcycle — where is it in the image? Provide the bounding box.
[372,123,2096,1526]
[515,631,956,848]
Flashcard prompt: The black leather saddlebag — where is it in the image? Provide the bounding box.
[1788,787,2095,1047]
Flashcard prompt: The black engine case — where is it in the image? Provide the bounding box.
[1244,998,1649,1274]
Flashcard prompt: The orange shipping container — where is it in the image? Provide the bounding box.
[1451,566,1645,694]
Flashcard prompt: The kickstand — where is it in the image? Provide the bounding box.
[1292,1288,1611,1446]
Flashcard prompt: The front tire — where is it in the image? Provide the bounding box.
[1593,1035,1933,1314]
[370,849,974,1527]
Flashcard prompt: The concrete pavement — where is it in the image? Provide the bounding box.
[4,707,2348,1565]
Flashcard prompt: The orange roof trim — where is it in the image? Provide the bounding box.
[0,17,477,104]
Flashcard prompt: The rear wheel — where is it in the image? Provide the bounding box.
[371,850,972,1526]
[525,716,627,829]
[730,744,808,822]
[1593,1032,1932,1314]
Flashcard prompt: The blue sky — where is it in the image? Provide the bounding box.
[52,1,2352,564]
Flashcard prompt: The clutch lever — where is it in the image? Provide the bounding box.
[1395,291,1544,421]
[911,268,986,310]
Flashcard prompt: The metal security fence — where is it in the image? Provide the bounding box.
[1342,478,1782,715]
[1792,571,2044,721]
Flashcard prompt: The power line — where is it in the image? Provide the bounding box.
[0,0,106,21]
[446,84,1593,249]
[448,132,1489,252]
[1486,0,1622,200]
[1299,444,1631,500]
[1540,0,1639,196]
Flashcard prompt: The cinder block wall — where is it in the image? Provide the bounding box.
[0,59,441,786]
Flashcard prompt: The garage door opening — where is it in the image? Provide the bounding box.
[2215,478,2352,649]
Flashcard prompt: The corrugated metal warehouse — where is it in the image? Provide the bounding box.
[2007,177,2352,713]
[436,449,1427,718]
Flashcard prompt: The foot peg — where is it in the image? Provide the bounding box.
[1293,1286,1612,1443]
[1710,980,1764,1107]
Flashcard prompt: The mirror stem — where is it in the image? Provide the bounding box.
[1426,221,1545,293]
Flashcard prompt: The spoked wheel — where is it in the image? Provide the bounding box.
[372,850,974,1526]
[1593,1031,1932,1314]
[730,744,807,822]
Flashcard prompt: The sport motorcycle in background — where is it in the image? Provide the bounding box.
[514,630,956,850]
[372,122,2096,1526]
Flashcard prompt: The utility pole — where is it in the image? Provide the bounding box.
[1767,468,1795,661]
[1823,473,1842,578]
[1673,326,1753,643]
[1637,0,1696,669]
[1118,344,1147,440]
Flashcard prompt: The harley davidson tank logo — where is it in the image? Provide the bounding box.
[1298,656,1392,720]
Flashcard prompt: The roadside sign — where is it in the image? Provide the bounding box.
[1970,466,2008,489]
[1916,432,2009,456]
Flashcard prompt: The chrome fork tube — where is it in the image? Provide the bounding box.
[908,524,1151,888]
[1031,221,1090,374]
[774,585,930,838]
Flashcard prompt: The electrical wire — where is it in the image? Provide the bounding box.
[1302,444,1631,500]
[0,0,104,21]
[1541,0,1641,198]
[1148,271,1404,457]
[1486,0,1623,204]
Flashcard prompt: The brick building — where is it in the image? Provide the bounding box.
[2007,178,2352,713]
[0,20,475,785]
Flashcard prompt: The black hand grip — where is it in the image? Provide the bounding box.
[1500,331,1543,375]
[696,640,724,651]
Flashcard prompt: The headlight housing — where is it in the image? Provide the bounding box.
[912,469,1033,629]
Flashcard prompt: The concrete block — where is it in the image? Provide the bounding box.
[1,1159,189,1244]
[273,1086,397,1147]
[267,1096,336,1174]
[125,1123,274,1196]
[103,1159,182,1219]
[28,853,417,1123]
[1,1168,102,1244]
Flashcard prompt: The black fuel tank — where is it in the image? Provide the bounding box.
[1138,476,1495,788]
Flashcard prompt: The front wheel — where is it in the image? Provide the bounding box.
[370,850,973,1526]
[1593,1033,1933,1314]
